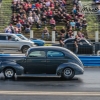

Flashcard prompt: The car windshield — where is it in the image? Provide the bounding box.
[17,34,28,40]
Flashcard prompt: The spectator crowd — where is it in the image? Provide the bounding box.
[4,0,87,40]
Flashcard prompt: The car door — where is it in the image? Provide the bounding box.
[46,50,67,74]
[6,35,20,50]
[25,50,47,74]
[0,35,7,49]
[65,39,75,52]
[78,39,93,54]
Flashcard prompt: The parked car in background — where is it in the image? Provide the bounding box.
[0,33,35,53]
[0,46,84,79]
[64,38,93,54]
[53,38,100,54]
[16,34,45,46]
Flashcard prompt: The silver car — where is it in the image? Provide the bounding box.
[0,33,35,53]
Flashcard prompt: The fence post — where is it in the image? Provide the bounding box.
[30,30,33,38]
[73,31,77,38]
[52,31,55,43]
[95,31,99,42]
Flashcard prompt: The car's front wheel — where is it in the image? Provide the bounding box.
[3,68,15,79]
[61,67,75,79]
[21,46,29,53]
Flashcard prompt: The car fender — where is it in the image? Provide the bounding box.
[56,62,84,76]
[19,44,31,50]
[0,61,24,75]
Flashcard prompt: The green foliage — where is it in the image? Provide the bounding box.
[0,0,12,32]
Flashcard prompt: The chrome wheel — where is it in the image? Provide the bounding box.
[4,68,15,79]
[64,68,72,77]
[62,68,75,79]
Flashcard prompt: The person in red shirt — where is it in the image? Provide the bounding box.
[35,2,40,9]
[50,2,54,10]
[46,8,53,19]
[50,17,56,28]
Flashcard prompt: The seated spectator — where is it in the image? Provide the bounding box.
[52,27,58,38]
[45,0,50,7]
[41,27,50,39]
[50,2,55,10]
[16,21,23,32]
[41,15,47,25]
[75,20,82,30]
[65,21,70,30]
[11,13,17,24]
[70,19,76,30]
[25,26,30,33]
[66,14,72,21]
[36,20,42,29]
[34,15,39,23]
[28,15,34,25]
[46,8,53,19]
[82,20,87,29]
[27,1,32,12]
[72,6,77,15]
[50,17,56,29]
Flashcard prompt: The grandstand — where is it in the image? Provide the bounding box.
[0,0,96,40]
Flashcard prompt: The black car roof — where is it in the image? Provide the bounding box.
[28,46,70,52]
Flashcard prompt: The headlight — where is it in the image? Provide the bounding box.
[30,43,35,47]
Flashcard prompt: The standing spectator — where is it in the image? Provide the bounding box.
[59,33,65,47]
[41,27,50,39]
[50,17,56,29]
[9,24,15,33]
[5,27,12,33]
[60,27,66,34]
[74,35,80,54]
[77,31,84,38]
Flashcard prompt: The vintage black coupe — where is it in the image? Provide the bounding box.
[0,46,84,79]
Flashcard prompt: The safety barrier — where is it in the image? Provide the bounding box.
[78,55,100,66]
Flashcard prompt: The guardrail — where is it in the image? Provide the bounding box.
[78,55,100,66]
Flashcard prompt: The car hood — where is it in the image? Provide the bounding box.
[30,38,45,43]
[20,40,34,44]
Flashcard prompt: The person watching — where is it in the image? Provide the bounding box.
[59,33,65,47]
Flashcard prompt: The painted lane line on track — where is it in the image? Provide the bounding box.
[0,91,100,96]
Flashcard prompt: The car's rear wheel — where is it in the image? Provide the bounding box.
[21,46,29,53]
[3,68,15,79]
[61,67,75,79]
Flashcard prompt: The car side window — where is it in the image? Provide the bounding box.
[28,51,46,57]
[47,51,64,58]
[0,36,7,40]
[7,36,16,41]
[79,40,87,44]
[66,40,74,44]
